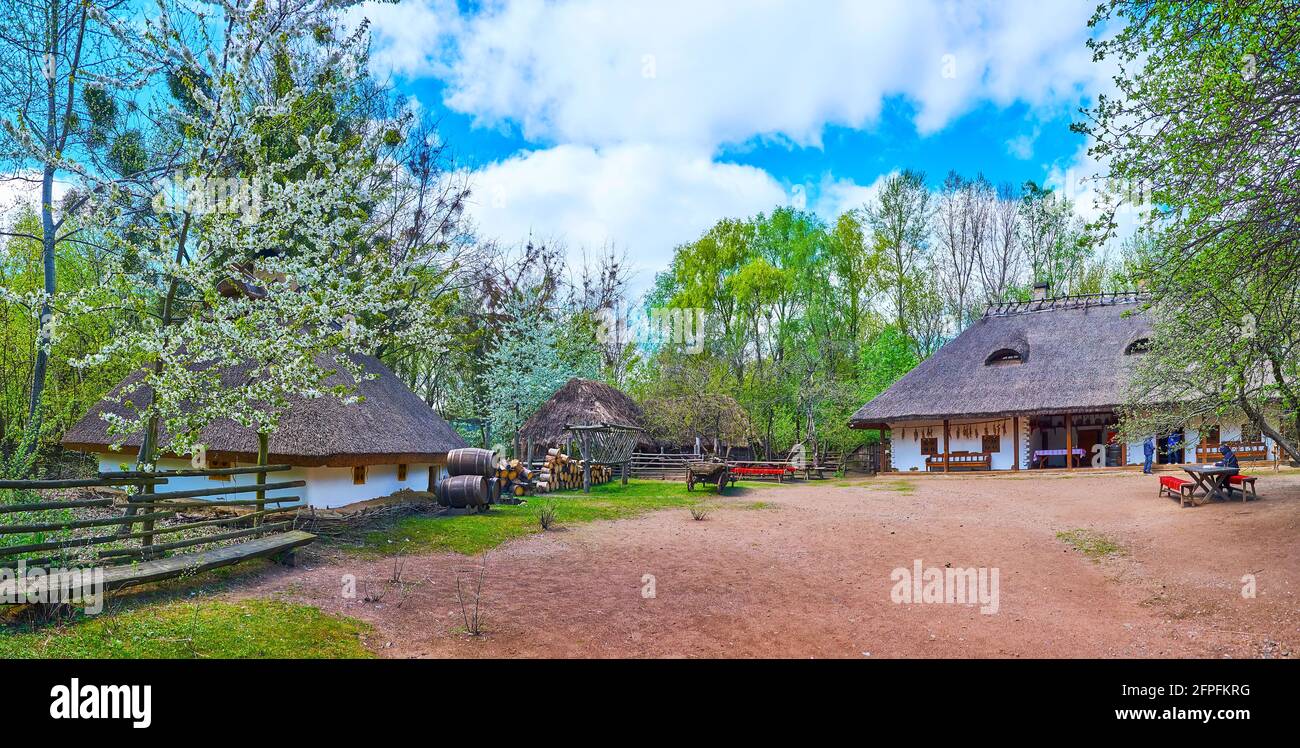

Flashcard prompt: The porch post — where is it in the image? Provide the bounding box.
[879,427,886,473]
[1065,413,1074,470]
[943,419,950,473]
[1012,416,1020,471]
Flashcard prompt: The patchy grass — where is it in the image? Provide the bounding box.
[1056,528,1127,560]
[866,479,917,494]
[0,600,372,659]
[348,479,762,556]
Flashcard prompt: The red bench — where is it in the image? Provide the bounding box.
[1227,474,1259,500]
[1159,475,1194,506]
[732,465,793,483]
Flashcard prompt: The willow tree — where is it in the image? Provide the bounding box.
[1079,0,1300,462]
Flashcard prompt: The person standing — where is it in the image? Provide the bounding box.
[1143,437,1155,474]
[1166,433,1181,464]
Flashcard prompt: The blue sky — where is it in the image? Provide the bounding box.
[350,0,1116,288]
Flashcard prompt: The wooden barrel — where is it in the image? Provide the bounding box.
[488,477,501,504]
[446,448,497,478]
[436,475,489,507]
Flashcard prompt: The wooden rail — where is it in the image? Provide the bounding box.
[628,453,695,480]
[0,465,312,579]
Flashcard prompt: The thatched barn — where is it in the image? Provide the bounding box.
[850,287,1281,472]
[517,378,655,455]
[63,353,467,508]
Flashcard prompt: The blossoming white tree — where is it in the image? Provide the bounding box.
[74,0,457,466]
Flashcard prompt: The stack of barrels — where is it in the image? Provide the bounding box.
[437,448,496,509]
[534,448,614,493]
[494,459,534,500]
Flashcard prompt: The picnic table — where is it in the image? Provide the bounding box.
[1180,464,1239,504]
[1033,448,1085,469]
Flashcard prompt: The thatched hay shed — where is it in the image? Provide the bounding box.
[517,378,655,451]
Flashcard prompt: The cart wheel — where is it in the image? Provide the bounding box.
[686,470,696,491]
[716,471,727,492]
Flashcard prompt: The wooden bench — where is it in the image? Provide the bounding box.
[0,531,315,601]
[1194,442,1270,463]
[926,451,992,472]
[731,465,795,483]
[1159,475,1194,506]
[1227,474,1259,500]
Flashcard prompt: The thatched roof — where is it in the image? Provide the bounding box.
[63,353,467,467]
[850,297,1152,427]
[517,378,654,449]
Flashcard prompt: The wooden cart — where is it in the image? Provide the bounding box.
[686,461,731,492]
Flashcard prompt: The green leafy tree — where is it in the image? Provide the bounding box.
[1079,0,1300,461]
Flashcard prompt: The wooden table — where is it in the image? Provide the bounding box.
[1033,448,1085,469]
[1181,465,1239,503]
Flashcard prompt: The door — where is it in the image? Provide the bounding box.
[1076,429,1101,467]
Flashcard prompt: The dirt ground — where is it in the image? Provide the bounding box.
[234,470,1300,658]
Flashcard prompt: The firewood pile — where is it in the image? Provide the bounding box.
[532,447,613,493]
[493,458,534,500]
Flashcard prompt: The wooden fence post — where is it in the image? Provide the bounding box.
[255,432,268,527]
[140,475,156,548]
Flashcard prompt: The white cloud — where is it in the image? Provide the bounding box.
[811,172,893,223]
[466,144,788,284]
[1005,127,1040,160]
[359,0,1109,149]
[0,172,71,230]
[1045,143,1143,249]
[347,0,463,82]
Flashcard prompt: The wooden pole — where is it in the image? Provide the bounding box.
[140,475,155,548]
[1012,416,1020,471]
[255,432,269,527]
[621,460,628,485]
[1065,414,1074,470]
[581,432,592,493]
[943,419,950,474]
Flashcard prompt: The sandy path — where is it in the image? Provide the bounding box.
[233,471,1300,658]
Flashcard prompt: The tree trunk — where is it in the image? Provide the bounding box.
[22,1,62,464]
[1240,395,1300,465]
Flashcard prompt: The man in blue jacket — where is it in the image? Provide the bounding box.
[1143,437,1155,474]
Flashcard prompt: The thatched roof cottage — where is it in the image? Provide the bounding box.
[63,353,467,508]
[850,287,1281,472]
[517,378,656,453]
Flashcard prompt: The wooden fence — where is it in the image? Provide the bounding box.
[1,465,314,599]
[628,447,884,480]
[628,453,695,480]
